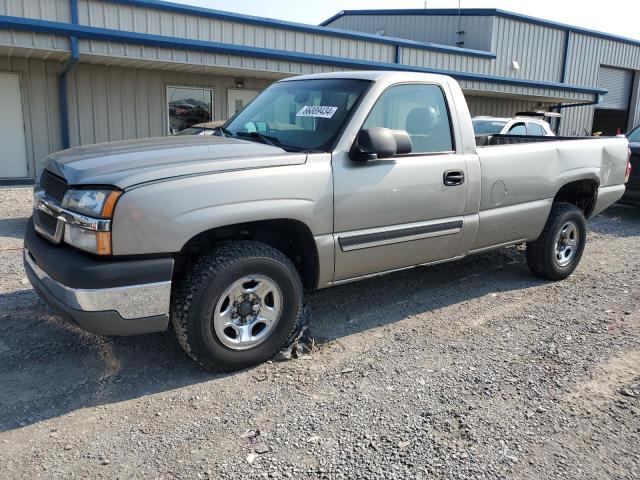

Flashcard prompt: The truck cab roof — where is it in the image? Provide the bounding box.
[278,70,456,84]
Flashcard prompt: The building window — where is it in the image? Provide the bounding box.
[167,86,213,134]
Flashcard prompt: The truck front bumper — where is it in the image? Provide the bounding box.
[23,218,173,336]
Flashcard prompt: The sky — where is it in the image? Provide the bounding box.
[165,0,640,41]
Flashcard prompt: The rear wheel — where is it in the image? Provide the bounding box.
[526,203,587,280]
[171,241,303,371]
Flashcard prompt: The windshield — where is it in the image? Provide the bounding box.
[224,79,371,151]
[628,125,640,142]
[472,119,507,135]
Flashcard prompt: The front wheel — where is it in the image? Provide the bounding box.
[171,241,303,371]
[526,203,587,280]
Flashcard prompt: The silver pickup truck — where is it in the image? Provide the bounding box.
[25,71,631,371]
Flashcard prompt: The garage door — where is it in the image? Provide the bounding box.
[0,72,28,178]
[597,66,633,110]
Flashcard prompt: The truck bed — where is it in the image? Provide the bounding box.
[469,134,628,250]
[475,133,617,147]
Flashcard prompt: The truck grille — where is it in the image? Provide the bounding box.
[34,209,59,237]
[40,170,69,203]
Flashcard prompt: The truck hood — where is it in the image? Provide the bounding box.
[43,136,307,189]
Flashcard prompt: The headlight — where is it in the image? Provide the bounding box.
[64,224,112,255]
[64,189,121,218]
[62,189,121,255]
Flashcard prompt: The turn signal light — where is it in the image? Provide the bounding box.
[95,231,113,255]
[625,148,632,184]
[64,224,112,255]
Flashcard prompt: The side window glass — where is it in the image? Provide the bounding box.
[628,127,640,142]
[528,123,545,136]
[363,84,454,153]
[508,123,527,135]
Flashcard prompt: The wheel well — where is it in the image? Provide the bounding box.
[553,179,598,217]
[175,219,319,290]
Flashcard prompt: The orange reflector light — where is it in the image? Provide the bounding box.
[95,231,112,255]
[102,191,122,218]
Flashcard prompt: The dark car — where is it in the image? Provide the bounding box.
[621,125,640,205]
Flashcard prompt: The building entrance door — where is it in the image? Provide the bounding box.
[0,72,28,179]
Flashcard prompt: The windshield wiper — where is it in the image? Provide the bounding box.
[236,131,282,148]
[217,125,233,137]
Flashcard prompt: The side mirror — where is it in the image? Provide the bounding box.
[351,128,412,161]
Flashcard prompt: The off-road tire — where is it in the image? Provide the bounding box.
[171,241,303,371]
[526,202,587,280]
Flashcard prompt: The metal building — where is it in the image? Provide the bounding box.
[322,9,640,137]
[0,1,638,182]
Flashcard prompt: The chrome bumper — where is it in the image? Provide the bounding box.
[24,248,171,321]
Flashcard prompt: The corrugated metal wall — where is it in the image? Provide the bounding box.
[0,0,71,55]
[0,31,69,55]
[325,14,494,52]
[0,0,70,21]
[0,57,62,178]
[3,1,640,176]
[327,14,566,82]
[490,16,565,83]
[77,39,349,77]
[65,63,274,146]
[400,50,589,103]
[78,0,396,64]
[558,104,596,137]
[0,2,622,106]
[560,32,640,135]
[465,95,553,118]
[400,47,493,76]
[331,12,640,135]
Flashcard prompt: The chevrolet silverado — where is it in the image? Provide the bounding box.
[24,71,631,371]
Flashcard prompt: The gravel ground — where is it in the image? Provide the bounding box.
[1,186,639,479]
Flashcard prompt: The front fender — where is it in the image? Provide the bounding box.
[112,158,333,255]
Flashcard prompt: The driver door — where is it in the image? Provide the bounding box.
[332,83,469,281]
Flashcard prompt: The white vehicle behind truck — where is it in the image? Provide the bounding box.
[472,115,556,137]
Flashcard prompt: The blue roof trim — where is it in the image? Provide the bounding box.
[320,8,640,48]
[319,11,346,27]
[320,8,497,23]
[0,15,607,97]
[58,0,79,150]
[102,0,495,58]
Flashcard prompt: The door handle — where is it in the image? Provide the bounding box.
[443,170,465,186]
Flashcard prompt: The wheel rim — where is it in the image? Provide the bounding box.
[554,220,579,267]
[212,275,283,351]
